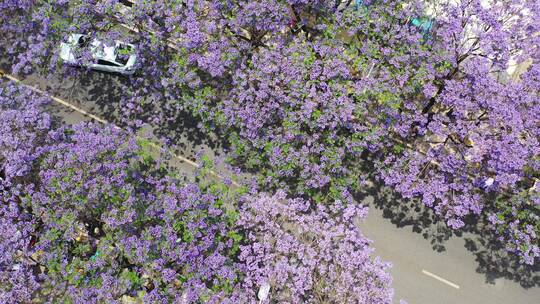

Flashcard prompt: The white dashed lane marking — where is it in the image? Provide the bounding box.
[422,270,461,289]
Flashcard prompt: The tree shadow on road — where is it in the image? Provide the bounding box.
[354,160,539,289]
[68,70,230,161]
[463,234,539,288]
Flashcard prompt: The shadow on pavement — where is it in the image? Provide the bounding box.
[60,68,229,160]
[354,160,539,289]
[463,234,540,289]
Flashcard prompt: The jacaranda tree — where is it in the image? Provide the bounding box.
[1,0,538,266]
[0,80,396,303]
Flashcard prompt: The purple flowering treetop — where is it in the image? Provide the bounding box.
[237,190,394,303]
[0,81,396,303]
[0,80,244,302]
[1,0,538,265]
[370,0,540,264]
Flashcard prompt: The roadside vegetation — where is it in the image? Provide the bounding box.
[1,0,539,302]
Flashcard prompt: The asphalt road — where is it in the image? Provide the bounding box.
[358,191,540,303]
[1,45,539,304]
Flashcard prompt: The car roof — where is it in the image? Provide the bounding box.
[102,46,117,61]
[69,33,135,64]
[87,40,117,62]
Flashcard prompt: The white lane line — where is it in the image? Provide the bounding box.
[1,69,240,186]
[2,70,109,124]
[422,270,460,289]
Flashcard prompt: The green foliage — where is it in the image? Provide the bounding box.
[120,269,143,289]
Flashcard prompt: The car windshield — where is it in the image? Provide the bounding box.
[72,35,92,60]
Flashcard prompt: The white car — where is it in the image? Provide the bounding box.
[60,34,137,75]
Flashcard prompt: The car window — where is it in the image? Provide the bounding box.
[97,59,121,67]
[116,44,134,65]
[72,36,92,59]
[78,36,91,48]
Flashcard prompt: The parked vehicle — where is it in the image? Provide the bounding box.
[409,17,435,41]
[353,1,435,42]
[60,34,137,75]
[354,0,374,10]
